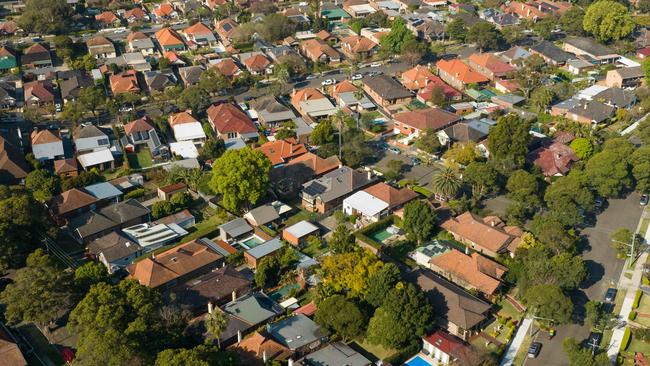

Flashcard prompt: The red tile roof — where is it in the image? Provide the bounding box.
[417,75,462,100]
[206,103,257,135]
[363,182,418,209]
[441,212,521,255]
[155,27,184,47]
[468,53,516,76]
[423,330,469,358]
[183,22,213,36]
[430,250,506,295]
[110,70,140,94]
[436,59,489,84]
[256,139,308,165]
[123,116,154,135]
[95,11,119,24]
[529,141,579,177]
[394,108,461,132]
[243,54,271,73]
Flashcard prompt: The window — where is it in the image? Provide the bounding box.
[97,138,109,146]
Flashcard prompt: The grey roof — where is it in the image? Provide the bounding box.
[564,37,616,57]
[144,70,176,92]
[453,12,480,27]
[443,118,494,142]
[284,220,318,239]
[293,117,313,137]
[72,199,150,239]
[87,231,142,262]
[129,37,155,51]
[613,66,643,79]
[492,94,525,106]
[245,204,280,226]
[531,41,572,63]
[298,342,372,366]
[594,87,636,108]
[363,75,412,101]
[302,166,377,203]
[178,65,204,85]
[251,96,297,124]
[223,292,283,326]
[60,74,94,100]
[500,46,531,62]
[84,182,124,200]
[246,237,283,259]
[73,124,108,139]
[219,217,253,238]
[568,100,615,123]
[267,314,322,350]
[552,97,580,111]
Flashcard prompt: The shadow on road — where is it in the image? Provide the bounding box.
[581,260,605,290]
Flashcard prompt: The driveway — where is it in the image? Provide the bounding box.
[526,193,645,366]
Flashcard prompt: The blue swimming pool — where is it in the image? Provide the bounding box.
[403,355,434,366]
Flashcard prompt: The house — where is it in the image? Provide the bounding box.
[182,22,217,48]
[0,82,17,108]
[0,47,17,71]
[244,237,284,268]
[73,124,110,153]
[169,265,252,313]
[438,118,495,145]
[290,88,337,121]
[178,65,204,86]
[207,103,258,140]
[441,212,522,258]
[256,139,308,166]
[214,18,239,43]
[502,0,571,21]
[566,100,615,124]
[344,0,377,17]
[157,182,187,200]
[393,108,461,137]
[126,32,157,57]
[269,152,342,196]
[401,65,438,91]
[565,59,595,75]
[343,182,418,222]
[77,149,115,171]
[296,342,371,366]
[592,87,636,109]
[231,331,291,366]
[153,3,179,20]
[283,220,319,247]
[363,75,413,109]
[407,18,445,42]
[144,70,176,92]
[421,331,472,365]
[481,10,519,29]
[210,58,243,80]
[31,129,64,161]
[250,96,297,127]
[429,249,507,296]
[87,36,117,59]
[21,43,52,69]
[0,326,28,366]
[110,70,140,95]
[267,314,324,356]
[156,208,196,229]
[155,27,186,52]
[0,136,29,184]
[71,199,150,242]
[121,222,186,252]
[499,45,531,64]
[301,166,377,213]
[169,110,206,146]
[340,36,378,60]
[563,37,620,64]
[87,231,143,273]
[244,201,292,227]
[60,73,94,103]
[408,269,491,340]
[417,76,462,104]
[23,80,55,106]
[128,240,224,288]
[219,217,254,242]
[331,80,375,111]
[606,66,644,88]
[467,53,516,80]
[436,59,489,91]
[527,140,579,177]
[95,11,121,27]
[53,158,78,178]
[124,7,149,23]
[241,53,273,75]
[530,41,572,66]
[47,188,99,225]
[122,116,165,156]
[299,39,341,64]
[0,20,18,36]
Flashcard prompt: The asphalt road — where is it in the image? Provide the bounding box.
[525,193,645,366]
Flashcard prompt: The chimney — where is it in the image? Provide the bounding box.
[465,245,469,255]
[237,330,242,343]
[367,170,372,180]
[232,290,237,302]
[288,359,294,366]
[207,302,213,314]
[262,350,267,363]
[491,220,495,227]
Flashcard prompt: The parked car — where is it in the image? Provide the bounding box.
[366,71,383,77]
[119,106,133,113]
[410,156,421,166]
[605,288,617,302]
[321,79,335,86]
[351,74,363,81]
[369,62,382,67]
[641,194,648,206]
[528,342,542,358]
[305,74,318,80]
[387,146,401,154]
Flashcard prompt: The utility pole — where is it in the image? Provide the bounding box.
[612,231,637,261]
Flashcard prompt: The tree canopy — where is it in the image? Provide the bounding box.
[319,250,383,298]
[19,0,72,35]
[402,201,436,244]
[583,1,634,42]
[524,284,574,324]
[314,294,366,341]
[488,114,531,173]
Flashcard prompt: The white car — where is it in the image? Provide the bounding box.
[369,62,382,68]
[321,79,335,86]
[306,74,318,80]
[351,74,363,80]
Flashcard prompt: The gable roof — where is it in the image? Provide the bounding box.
[256,139,308,166]
[341,35,377,53]
[110,70,140,94]
[243,54,271,73]
[332,80,358,96]
[31,129,60,145]
[87,231,142,262]
[468,53,516,75]
[565,37,616,58]
[48,188,98,216]
[155,27,185,47]
[300,39,340,60]
[302,166,376,203]
[95,11,119,24]
[24,80,55,102]
[430,250,507,295]
[401,65,437,90]
[422,331,470,361]
[440,212,521,255]
[232,331,291,365]
[0,136,29,182]
[169,111,199,127]
[170,265,251,310]
[127,31,150,43]
[206,103,257,134]
[394,108,461,131]
[184,22,213,35]
[436,59,489,84]
[364,75,413,100]
[123,116,154,135]
[531,41,572,63]
[291,88,327,106]
[363,182,418,209]
[215,18,239,39]
[72,199,150,238]
[286,152,341,176]
[211,58,241,77]
[528,140,579,176]
[53,158,78,174]
[223,292,283,325]
[124,7,147,20]
[73,124,107,139]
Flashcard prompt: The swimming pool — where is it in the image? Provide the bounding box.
[370,228,392,242]
[269,283,301,301]
[240,235,264,249]
[403,355,434,366]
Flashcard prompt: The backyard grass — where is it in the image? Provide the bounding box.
[354,339,397,361]
[496,296,523,321]
[127,148,153,170]
[101,165,129,181]
[300,238,326,258]
[181,212,227,242]
[283,209,318,228]
[634,295,650,327]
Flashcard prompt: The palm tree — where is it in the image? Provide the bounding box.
[431,167,461,201]
[206,308,228,348]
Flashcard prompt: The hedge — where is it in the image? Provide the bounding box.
[621,327,631,351]
[633,290,643,309]
[354,215,395,250]
[629,311,637,321]
[124,188,146,200]
[412,185,434,198]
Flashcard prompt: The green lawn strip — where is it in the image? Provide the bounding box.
[496,296,523,321]
[623,337,650,357]
[354,338,398,361]
[639,218,650,238]
[511,334,533,366]
[300,239,326,258]
[181,214,227,242]
[283,209,318,228]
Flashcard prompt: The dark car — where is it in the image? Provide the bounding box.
[528,342,542,358]
[605,288,617,302]
[641,194,649,206]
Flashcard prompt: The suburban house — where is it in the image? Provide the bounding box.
[301,166,377,213]
[441,212,523,258]
[269,152,343,196]
[416,76,463,105]
[499,45,531,64]
[467,53,516,80]
[401,65,439,91]
[267,314,325,356]
[95,11,121,27]
[249,96,297,127]
[23,80,55,106]
[60,73,94,103]
[156,209,196,229]
[110,70,140,95]
[243,201,291,228]
[214,18,239,43]
[87,36,117,59]
[421,331,472,365]
[31,129,64,161]
[290,88,337,121]
[409,269,491,340]
[343,182,418,222]
[283,220,319,247]
[77,149,115,171]
[393,108,461,137]
[21,43,52,69]
[87,231,143,274]
[126,31,157,57]
[339,35,378,60]
[144,70,176,92]
[528,139,579,177]
[207,103,258,140]
[0,82,17,108]
[155,27,186,52]
[240,53,273,75]
[407,18,445,42]
[210,58,243,80]
[256,139,308,166]
[73,124,110,153]
[124,7,149,23]
[231,331,291,366]
[71,199,150,243]
[181,22,217,48]
[54,159,78,178]
[296,342,372,366]
[437,118,495,145]
[0,47,17,71]
[530,41,572,66]
[122,117,165,156]
[47,188,99,225]
[299,39,341,64]
[152,3,179,20]
[128,240,224,288]
[563,37,620,64]
[429,249,508,297]
[219,217,254,242]
[244,238,284,268]
[178,65,204,87]
[362,75,413,109]
[0,136,29,184]
[169,110,206,146]
[565,100,615,124]
[436,59,489,91]
[606,66,644,88]
[331,80,375,111]
[502,0,571,21]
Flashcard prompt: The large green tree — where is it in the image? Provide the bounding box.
[155,345,238,366]
[525,284,574,324]
[25,169,60,202]
[310,119,335,146]
[366,263,401,307]
[563,337,611,366]
[19,0,72,34]
[431,167,462,200]
[402,201,436,244]
[544,170,594,227]
[488,114,531,173]
[463,162,500,200]
[314,295,366,341]
[328,224,357,254]
[205,310,228,347]
[445,18,468,42]
[319,250,383,298]
[570,137,594,160]
[632,146,650,193]
[584,138,634,198]
[466,21,501,52]
[380,17,416,55]
[209,148,272,211]
[583,0,634,42]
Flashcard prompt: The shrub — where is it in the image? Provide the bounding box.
[634,328,650,342]
[629,311,637,321]
[643,276,650,286]
[621,327,631,351]
[124,188,145,200]
[634,290,643,309]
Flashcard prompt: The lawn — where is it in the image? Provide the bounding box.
[127,148,153,170]
[283,209,318,228]
[101,165,129,181]
[635,295,650,327]
[354,339,397,361]
[300,238,327,258]
[181,211,228,242]
[496,296,523,321]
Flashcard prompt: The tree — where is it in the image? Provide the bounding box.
[198,138,225,161]
[274,121,297,140]
[402,201,436,244]
[74,261,109,290]
[328,224,357,254]
[209,148,272,212]
[610,227,642,258]
[570,137,594,160]
[310,120,335,146]
[488,114,531,173]
[152,201,175,219]
[585,301,615,332]
[78,87,106,124]
[529,215,577,254]
[429,85,447,107]
[511,55,547,99]
[544,171,594,227]
[583,1,634,42]
[178,86,210,112]
[446,18,467,42]
[199,69,230,94]
[319,250,383,298]
[506,170,541,209]
[639,0,650,13]
[431,167,462,200]
[463,162,500,200]
[367,284,432,348]
[530,87,555,111]
[385,159,404,181]
[366,263,401,307]
[155,345,238,366]
[584,138,634,198]
[0,249,72,327]
[205,310,228,347]
[560,7,585,36]
[257,14,296,42]
[524,284,573,324]
[563,337,611,366]
[466,21,501,52]
[341,129,372,168]
[415,128,442,155]
[632,146,650,193]
[19,0,72,34]
[533,16,557,40]
[25,169,60,201]
[401,39,427,66]
[315,295,366,341]
[443,142,481,168]
[380,18,416,55]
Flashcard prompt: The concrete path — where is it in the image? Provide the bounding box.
[499,317,533,366]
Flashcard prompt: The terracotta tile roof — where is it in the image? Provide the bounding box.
[155,27,184,47]
[24,80,55,103]
[0,136,29,182]
[401,65,437,90]
[468,53,516,76]
[293,301,317,316]
[95,11,119,24]
[394,108,461,132]
[256,139,308,165]
[0,46,15,58]
[48,188,98,216]
[212,58,241,77]
[206,103,257,135]
[153,3,175,17]
[127,31,149,42]
[163,51,183,64]
[124,7,147,20]
[436,59,489,84]
[215,18,238,39]
[54,158,78,174]
[184,22,212,35]
[363,182,418,209]
[290,87,327,107]
[300,39,339,61]
[123,116,154,135]
[0,328,27,366]
[110,70,140,94]
[529,140,579,176]
[169,110,199,127]
[231,332,292,365]
[423,330,469,360]
[31,129,61,145]
[23,43,48,55]
[286,152,341,176]
[87,36,113,47]
[0,21,17,35]
[243,54,271,73]
[159,182,186,194]
[430,249,506,295]
[417,76,462,100]
[332,80,358,96]
[440,212,521,255]
[316,30,332,40]
[128,240,223,288]
[341,35,377,53]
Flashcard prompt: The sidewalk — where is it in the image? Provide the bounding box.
[499,317,533,366]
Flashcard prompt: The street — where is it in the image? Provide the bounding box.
[525,193,645,366]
